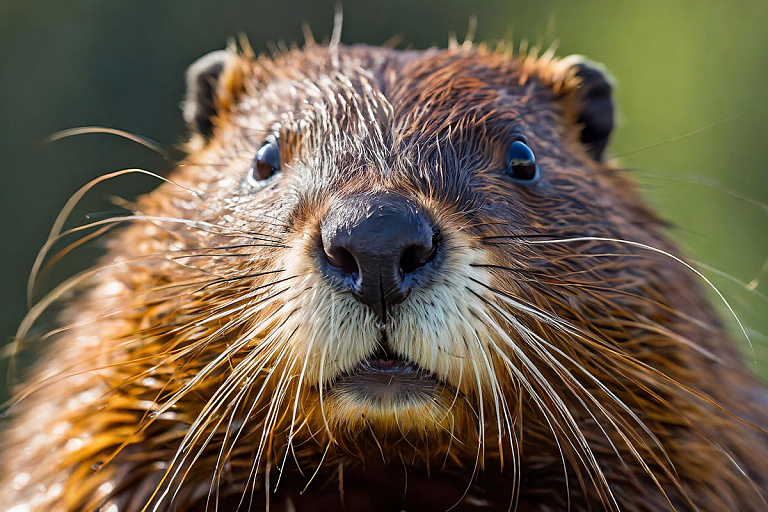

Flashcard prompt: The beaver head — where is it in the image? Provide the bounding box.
[170,43,627,456]
[5,42,768,512]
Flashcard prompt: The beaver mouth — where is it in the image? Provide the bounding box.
[326,335,438,403]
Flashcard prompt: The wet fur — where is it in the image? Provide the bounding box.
[2,41,768,512]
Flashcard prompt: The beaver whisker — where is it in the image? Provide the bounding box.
[469,322,516,459]
[470,327,506,461]
[36,231,287,299]
[317,343,334,444]
[47,126,171,158]
[27,168,206,303]
[469,274,713,367]
[475,263,718,332]
[463,340,488,504]
[445,359,467,425]
[117,283,292,366]
[202,280,294,320]
[18,252,206,343]
[165,247,291,261]
[153,324,299,511]
[693,259,768,306]
[473,307,622,510]
[480,233,625,241]
[502,357,585,510]
[37,224,117,280]
[206,406,238,509]
[168,358,293,511]
[516,349,676,505]
[479,274,768,445]
[255,360,301,496]
[13,278,308,440]
[463,326,521,512]
[135,214,287,242]
[225,374,289,506]
[29,213,285,300]
[221,354,298,486]
[484,234,752,354]
[197,269,288,291]
[477,296,701,509]
[258,212,294,231]
[27,182,214,307]
[278,324,324,489]
[121,312,292,448]
[29,273,248,341]
[474,289,676,453]
[148,296,297,418]
[167,241,290,252]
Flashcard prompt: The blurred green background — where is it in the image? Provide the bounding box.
[1,0,767,402]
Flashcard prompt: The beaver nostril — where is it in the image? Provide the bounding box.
[320,193,437,319]
[399,234,437,274]
[325,246,359,276]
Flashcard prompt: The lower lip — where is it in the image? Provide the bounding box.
[328,360,437,400]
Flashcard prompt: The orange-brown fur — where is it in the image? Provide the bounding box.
[2,41,768,512]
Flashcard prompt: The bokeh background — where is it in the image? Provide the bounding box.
[1,0,767,403]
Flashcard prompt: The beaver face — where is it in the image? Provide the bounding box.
[161,42,657,452]
[97,43,765,509]
[8,42,768,512]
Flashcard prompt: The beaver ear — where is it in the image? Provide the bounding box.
[183,50,244,138]
[561,57,615,161]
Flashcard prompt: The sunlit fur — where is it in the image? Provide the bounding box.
[2,39,768,512]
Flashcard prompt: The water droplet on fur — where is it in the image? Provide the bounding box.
[97,481,115,495]
[11,473,30,490]
[65,438,83,451]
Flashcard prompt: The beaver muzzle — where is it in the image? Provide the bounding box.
[320,192,437,320]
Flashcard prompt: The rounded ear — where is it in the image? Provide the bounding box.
[560,56,616,161]
[183,50,244,139]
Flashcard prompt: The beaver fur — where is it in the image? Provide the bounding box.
[2,39,768,512]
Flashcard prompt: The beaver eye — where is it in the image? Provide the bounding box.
[247,138,281,186]
[504,140,538,181]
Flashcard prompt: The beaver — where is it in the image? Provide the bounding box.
[2,35,768,512]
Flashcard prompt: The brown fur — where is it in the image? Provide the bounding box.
[2,42,768,512]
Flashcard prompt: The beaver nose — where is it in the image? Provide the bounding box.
[320,194,437,319]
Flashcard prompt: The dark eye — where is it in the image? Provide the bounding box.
[504,140,538,181]
[247,138,281,186]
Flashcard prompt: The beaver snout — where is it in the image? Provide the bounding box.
[320,193,437,319]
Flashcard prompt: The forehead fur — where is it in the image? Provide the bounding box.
[219,44,588,157]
